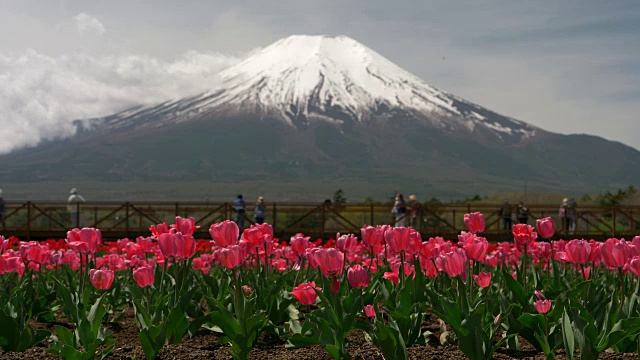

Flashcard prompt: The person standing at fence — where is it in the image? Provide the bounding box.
[517,201,529,224]
[67,188,86,228]
[500,200,512,231]
[391,193,407,227]
[234,194,246,230]
[0,189,6,231]
[253,196,266,225]
[407,194,419,228]
[567,198,578,236]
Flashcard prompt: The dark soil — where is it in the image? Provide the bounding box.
[0,308,637,359]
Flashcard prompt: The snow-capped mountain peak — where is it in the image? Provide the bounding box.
[99,34,537,141]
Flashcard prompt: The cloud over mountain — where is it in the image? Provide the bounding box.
[0,50,239,153]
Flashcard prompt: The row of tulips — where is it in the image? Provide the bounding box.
[1,213,640,360]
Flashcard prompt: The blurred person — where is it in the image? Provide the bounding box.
[517,201,529,224]
[407,194,419,228]
[391,193,406,227]
[253,196,267,225]
[67,188,86,228]
[234,194,246,230]
[500,200,512,231]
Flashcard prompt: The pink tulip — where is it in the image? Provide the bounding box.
[384,227,411,254]
[175,233,196,259]
[534,299,552,314]
[581,267,591,279]
[628,257,640,277]
[158,233,177,258]
[209,220,239,248]
[364,305,376,318]
[361,226,383,248]
[472,272,491,288]
[192,257,211,275]
[436,248,467,277]
[290,233,311,257]
[149,222,171,237]
[314,248,344,278]
[631,236,640,257]
[217,245,245,269]
[383,271,399,286]
[337,234,358,253]
[173,216,199,236]
[133,264,155,288]
[0,236,7,253]
[536,217,555,239]
[66,228,102,254]
[331,278,341,295]
[90,269,115,290]
[242,285,252,297]
[292,282,320,305]
[0,255,22,275]
[347,265,370,289]
[253,223,274,240]
[601,238,631,268]
[242,226,266,248]
[464,212,485,233]
[512,224,537,252]
[461,234,488,261]
[564,240,591,265]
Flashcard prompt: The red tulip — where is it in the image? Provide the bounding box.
[176,233,196,259]
[347,265,370,289]
[331,277,341,295]
[534,299,552,314]
[536,217,555,239]
[192,257,211,275]
[133,264,155,288]
[66,228,101,254]
[173,216,199,236]
[90,269,115,290]
[209,220,239,248]
[361,226,383,248]
[464,212,485,233]
[564,240,591,264]
[364,305,376,318]
[242,226,265,248]
[217,245,245,269]
[149,222,171,237]
[290,233,311,257]
[472,272,492,288]
[384,227,411,254]
[383,271,399,286]
[628,257,640,277]
[314,248,344,278]
[461,234,488,261]
[337,234,358,253]
[512,224,537,252]
[0,255,23,275]
[292,281,320,305]
[436,248,467,277]
[601,238,631,268]
[242,285,252,297]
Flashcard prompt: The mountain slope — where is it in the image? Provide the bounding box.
[0,35,638,199]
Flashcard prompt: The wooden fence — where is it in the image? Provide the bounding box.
[2,201,639,241]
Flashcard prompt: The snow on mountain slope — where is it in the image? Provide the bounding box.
[95,35,537,141]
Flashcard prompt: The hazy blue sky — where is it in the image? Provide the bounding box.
[1,0,638,151]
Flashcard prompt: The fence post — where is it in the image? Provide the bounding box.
[94,207,98,228]
[126,202,130,238]
[26,201,32,241]
[272,203,277,233]
[320,203,326,239]
[631,209,635,235]
[612,207,616,237]
[370,203,374,226]
[175,202,179,217]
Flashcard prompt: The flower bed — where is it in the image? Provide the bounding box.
[0,213,639,359]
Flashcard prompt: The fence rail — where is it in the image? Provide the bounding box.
[2,201,639,241]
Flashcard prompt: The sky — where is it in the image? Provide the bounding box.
[0,0,639,152]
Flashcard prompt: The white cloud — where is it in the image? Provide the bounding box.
[0,50,239,153]
[74,13,106,35]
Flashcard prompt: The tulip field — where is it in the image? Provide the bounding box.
[1,213,640,359]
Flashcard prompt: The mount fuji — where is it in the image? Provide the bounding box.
[1,35,638,199]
